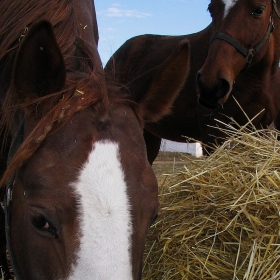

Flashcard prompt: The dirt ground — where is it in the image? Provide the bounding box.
[152,152,193,186]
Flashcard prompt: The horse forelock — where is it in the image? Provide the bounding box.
[0,75,130,190]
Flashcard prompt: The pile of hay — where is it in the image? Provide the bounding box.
[143,124,280,280]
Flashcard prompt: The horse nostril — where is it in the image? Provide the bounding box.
[216,78,230,99]
[196,72,231,109]
[197,74,231,100]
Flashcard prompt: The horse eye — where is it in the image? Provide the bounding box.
[31,213,48,228]
[252,7,265,16]
[30,213,57,238]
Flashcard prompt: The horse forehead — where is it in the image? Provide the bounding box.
[222,0,239,18]
[69,140,133,279]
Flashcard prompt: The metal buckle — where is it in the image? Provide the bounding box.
[246,49,255,64]
[6,179,15,208]
[6,187,12,208]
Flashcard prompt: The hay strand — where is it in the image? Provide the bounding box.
[143,124,280,280]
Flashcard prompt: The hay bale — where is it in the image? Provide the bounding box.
[143,125,280,280]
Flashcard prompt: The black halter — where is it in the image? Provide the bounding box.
[273,0,280,19]
[210,1,279,70]
[3,121,24,280]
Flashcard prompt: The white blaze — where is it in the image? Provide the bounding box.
[68,141,132,280]
[222,0,238,18]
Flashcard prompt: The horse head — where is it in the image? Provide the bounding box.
[2,18,158,280]
[197,0,280,108]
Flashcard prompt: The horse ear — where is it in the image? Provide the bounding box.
[138,39,190,122]
[13,20,66,98]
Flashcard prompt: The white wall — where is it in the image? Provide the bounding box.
[160,140,203,157]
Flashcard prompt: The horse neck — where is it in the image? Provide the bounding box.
[188,24,213,72]
[72,0,104,75]
[72,0,99,46]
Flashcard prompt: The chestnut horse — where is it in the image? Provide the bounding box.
[0,0,191,279]
[105,0,280,164]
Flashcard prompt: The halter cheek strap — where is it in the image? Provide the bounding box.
[4,121,24,280]
[4,191,22,280]
[272,0,280,19]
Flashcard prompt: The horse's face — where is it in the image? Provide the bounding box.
[11,107,158,280]
[197,0,276,108]
[6,21,158,280]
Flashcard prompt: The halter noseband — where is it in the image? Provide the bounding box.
[210,1,279,70]
[4,121,24,280]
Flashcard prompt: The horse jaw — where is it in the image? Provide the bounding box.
[68,141,133,280]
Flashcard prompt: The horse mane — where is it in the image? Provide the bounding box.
[0,0,110,186]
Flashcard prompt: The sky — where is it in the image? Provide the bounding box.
[95,0,212,66]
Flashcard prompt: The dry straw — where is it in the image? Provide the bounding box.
[143,117,280,279]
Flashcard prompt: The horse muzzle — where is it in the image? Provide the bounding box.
[196,71,232,109]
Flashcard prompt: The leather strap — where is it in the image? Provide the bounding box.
[4,121,24,280]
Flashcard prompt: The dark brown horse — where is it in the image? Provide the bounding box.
[105,0,280,164]
[0,0,183,279]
